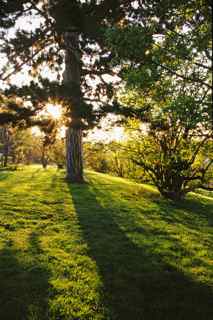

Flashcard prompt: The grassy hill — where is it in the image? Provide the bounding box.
[0,166,212,320]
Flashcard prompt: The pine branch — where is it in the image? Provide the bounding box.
[0,40,51,82]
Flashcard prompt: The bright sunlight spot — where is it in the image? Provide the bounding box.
[31,126,42,136]
[87,126,125,143]
[46,104,62,119]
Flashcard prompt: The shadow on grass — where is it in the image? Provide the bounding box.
[0,170,33,189]
[0,171,12,181]
[68,183,213,320]
[151,196,213,230]
[0,233,50,320]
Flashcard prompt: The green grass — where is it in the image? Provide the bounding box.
[0,165,213,320]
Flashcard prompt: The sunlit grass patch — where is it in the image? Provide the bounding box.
[0,166,213,320]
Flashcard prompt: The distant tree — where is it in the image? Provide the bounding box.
[49,137,65,169]
[84,142,109,174]
[0,126,39,166]
[0,92,59,167]
[84,140,148,181]
[38,119,57,168]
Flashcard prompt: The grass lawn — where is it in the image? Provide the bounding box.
[0,165,213,320]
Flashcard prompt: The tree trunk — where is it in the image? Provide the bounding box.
[41,146,48,169]
[1,127,10,167]
[160,190,185,201]
[66,126,84,183]
[63,31,84,183]
[3,151,8,167]
[157,175,186,201]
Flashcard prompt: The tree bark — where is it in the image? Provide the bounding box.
[41,145,48,169]
[63,31,84,183]
[0,127,10,167]
[66,126,84,182]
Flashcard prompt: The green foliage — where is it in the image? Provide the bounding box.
[0,126,66,168]
[117,80,212,200]
[48,138,66,167]
[104,0,212,200]
[84,141,150,182]
[105,0,212,93]
[105,26,154,64]
[84,142,109,173]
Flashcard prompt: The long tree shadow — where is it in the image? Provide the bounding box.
[151,196,213,229]
[68,183,213,320]
[0,233,50,320]
[0,170,13,182]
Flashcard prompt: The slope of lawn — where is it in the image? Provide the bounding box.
[0,165,212,320]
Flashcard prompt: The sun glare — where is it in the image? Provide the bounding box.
[87,126,126,143]
[46,104,62,119]
[31,126,42,136]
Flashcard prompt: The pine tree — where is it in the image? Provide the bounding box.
[0,0,136,182]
